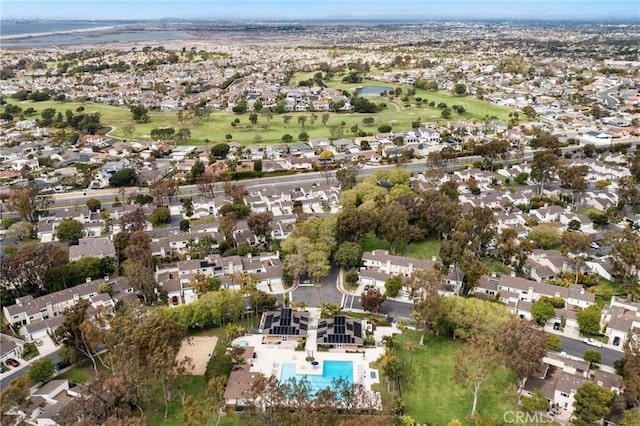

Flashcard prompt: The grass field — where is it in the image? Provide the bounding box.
[5,74,511,146]
[405,239,440,260]
[54,365,93,385]
[393,331,521,425]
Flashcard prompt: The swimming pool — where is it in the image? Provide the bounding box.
[236,340,249,347]
[280,360,353,393]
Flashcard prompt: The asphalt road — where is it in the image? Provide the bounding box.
[556,335,623,367]
[0,349,63,390]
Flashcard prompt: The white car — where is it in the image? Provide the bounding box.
[583,338,603,348]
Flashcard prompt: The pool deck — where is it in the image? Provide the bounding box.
[232,309,397,396]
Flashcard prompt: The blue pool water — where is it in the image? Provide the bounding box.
[280,360,353,393]
[237,340,249,347]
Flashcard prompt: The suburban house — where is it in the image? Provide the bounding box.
[521,353,622,419]
[473,274,595,323]
[316,314,365,348]
[601,296,640,348]
[359,250,463,295]
[68,236,116,261]
[2,277,131,331]
[259,307,310,338]
[0,333,25,363]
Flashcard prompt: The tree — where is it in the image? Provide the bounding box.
[335,207,376,243]
[183,376,227,426]
[223,182,248,204]
[530,149,559,194]
[499,318,547,391]
[109,168,138,187]
[125,232,157,305]
[56,218,85,245]
[86,198,101,212]
[573,382,615,426]
[531,299,555,325]
[562,230,592,284]
[150,179,177,206]
[361,288,386,314]
[583,349,602,368]
[609,230,640,301]
[28,358,55,384]
[528,223,561,249]
[119,208,147,232]
[377,202,410,254]
[335,160,362,189]
[441,107,452,119]
[453,334,501,419]
[7,184,52,224]
[0,376,30,424]
[333,242,363,270]
[283,254,307,285]
[211,143,230,158]
[307,250,330,285]
[623,328,640,407]
[410,270,445,337]
[149,206,171,227]
[5,221,33,241]
[521,388,549,413]
[247,211,273,244]
[620,408,640,426]
[453,83,467,95]
[546,334,562,351]
[384,275,403,298]
[132,313,188,420]
[55,299,105,372]
[576,304,602,336]
[130,104,149,123]
[196,174,217,199]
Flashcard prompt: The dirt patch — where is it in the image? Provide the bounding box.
[176,335,218,375]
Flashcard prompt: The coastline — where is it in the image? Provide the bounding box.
[0,25,121,41]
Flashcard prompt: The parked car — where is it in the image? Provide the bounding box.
[583,338,603,348]
[364,284,370,291]
[0,363,8,373]
[34,339,43,347]
[5,358,20,367]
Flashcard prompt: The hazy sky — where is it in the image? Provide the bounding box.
[2,0,639,21]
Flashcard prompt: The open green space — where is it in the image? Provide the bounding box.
[5,73,511,146]
[393,331,522,425]
[358,232,392,253]
[358,233,441,261]
[54,365,93,385]
[405,239,440,260]
[589,278,625,309]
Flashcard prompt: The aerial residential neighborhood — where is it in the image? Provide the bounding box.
[1,2,640,425]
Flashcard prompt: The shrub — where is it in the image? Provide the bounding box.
[546,334,562,351]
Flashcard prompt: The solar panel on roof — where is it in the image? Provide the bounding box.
[353,322,362,337]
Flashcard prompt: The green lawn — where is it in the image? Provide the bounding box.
[5,76,511,146]
[405,239,440,260]
[484,258,514,276]
[393,331,522,425]
[358,232,392,253]
[589,278,625,309]
[146,375,209,426]
[54,366,93,385]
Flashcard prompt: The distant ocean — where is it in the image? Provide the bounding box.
[0,21,110,36]
[0,20,194,48]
